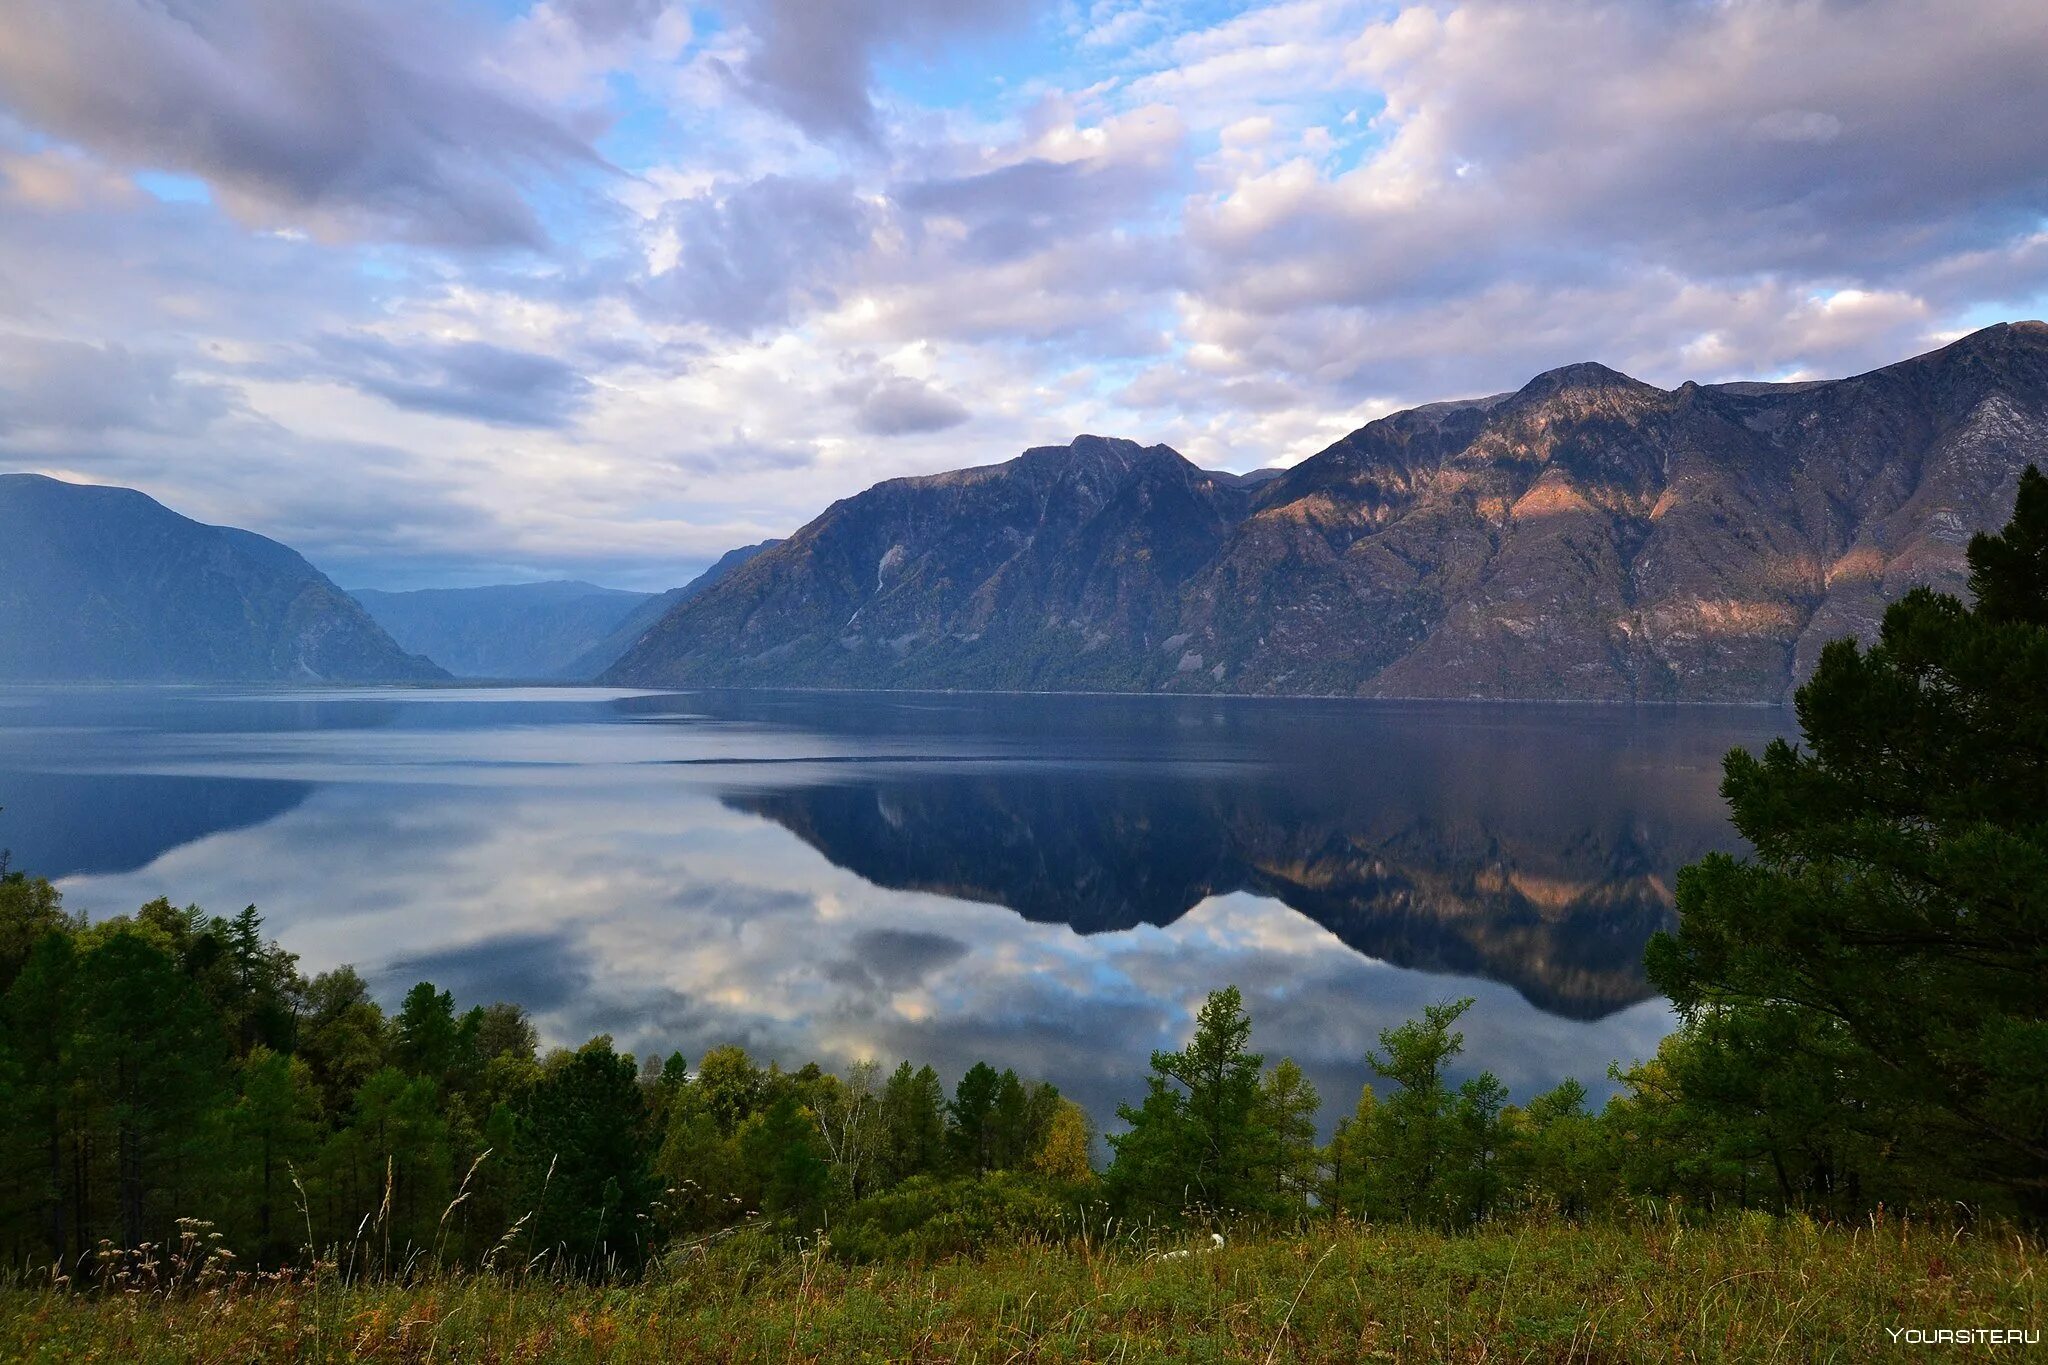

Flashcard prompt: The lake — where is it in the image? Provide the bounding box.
[0,686,1789,1132]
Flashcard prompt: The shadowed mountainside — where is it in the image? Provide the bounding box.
[0,474,445,683]
[561,539,781,680]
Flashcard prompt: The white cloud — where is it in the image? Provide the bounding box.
[0,0,2044,587]
[0,0,606,247]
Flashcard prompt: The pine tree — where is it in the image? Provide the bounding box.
[330,1067,451,1266]
[1321,1085,1379,1217]
[519,1037,657,1273]
[0,930,81,1267]
[72,930,234,1250]
[739,1094,830,1230]
[393,983,462,1089]
[1447,1071,1509,1224]
[1362,997,1473,1226]
[1107,986,1276,1216]
[228,1046,323,1262]
[1649,466,2048,1219]
[878,1062,947,1185]
[948,1063,1004,1173]
[1256,1058,1321,1214]
[989,1069,1031,1170]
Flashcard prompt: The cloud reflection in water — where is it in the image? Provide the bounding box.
[4,687,1786,1131]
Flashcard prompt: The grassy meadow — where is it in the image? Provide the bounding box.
[2,1214,2040,1363]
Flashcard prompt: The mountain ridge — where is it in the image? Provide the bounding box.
[607,323,2048,700]
[0,473,446,683]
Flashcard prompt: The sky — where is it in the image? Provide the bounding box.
[2,0,2047,591]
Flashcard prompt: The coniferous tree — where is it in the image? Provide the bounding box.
[879,1062,947,1184]
[1107,986,1282,1216]
[989,1069,1031,1170]
[328,1067,451,1265]
[1649,467,2048,1219]
[1321,1085,1379,1217]
[393,983,463,1090]
[1504,1079,1608,1219]
[740,1094,830,1229]
[1447,1071,1509,1225]
[228,1046,324,1262]
[1257,1058,1321,1214]
[658,1109,746,1230]
[72,930,234,1250]
[519,1037,657,1273]
[949,1063,1004,1174]
[0,929,81,1267]
[1360,998,1474,1226]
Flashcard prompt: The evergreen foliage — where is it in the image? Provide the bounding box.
[1647,465,2048,1219]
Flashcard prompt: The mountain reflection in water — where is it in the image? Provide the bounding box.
[0,686,1789,1128]
[729,774,1674,1020]
[702,691,1764,1022]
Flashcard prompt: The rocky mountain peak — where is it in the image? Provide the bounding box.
[1511,360,1661,403]
[1919,318,2048,375]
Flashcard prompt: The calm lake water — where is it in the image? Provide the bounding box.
[0,686,1789,1130]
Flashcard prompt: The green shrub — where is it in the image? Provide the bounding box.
[829,1172,1088,1263]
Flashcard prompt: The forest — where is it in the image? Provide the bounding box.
[0,866,2038,1282]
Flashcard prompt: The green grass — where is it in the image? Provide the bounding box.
[2,1215,2040,1362]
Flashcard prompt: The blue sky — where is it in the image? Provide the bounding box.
[2,0,2046,589]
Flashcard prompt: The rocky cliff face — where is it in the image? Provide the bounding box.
[0,474,447,683]
[609,436,1260,690]
[606,324,2048,700]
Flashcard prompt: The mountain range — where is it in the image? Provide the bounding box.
[726,772,1694,1020]
[7,324,2044,695]
[606,322,2048,701]
[0,474,444,684]
[350,579,656,680]
[348,540,782,680]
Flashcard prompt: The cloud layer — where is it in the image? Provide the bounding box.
[1,0,2045,588]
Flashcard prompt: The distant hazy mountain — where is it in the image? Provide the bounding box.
[607,323,2048,701]
[561,539,780,680]
[0,474,445,683]
[352,580,653,679]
